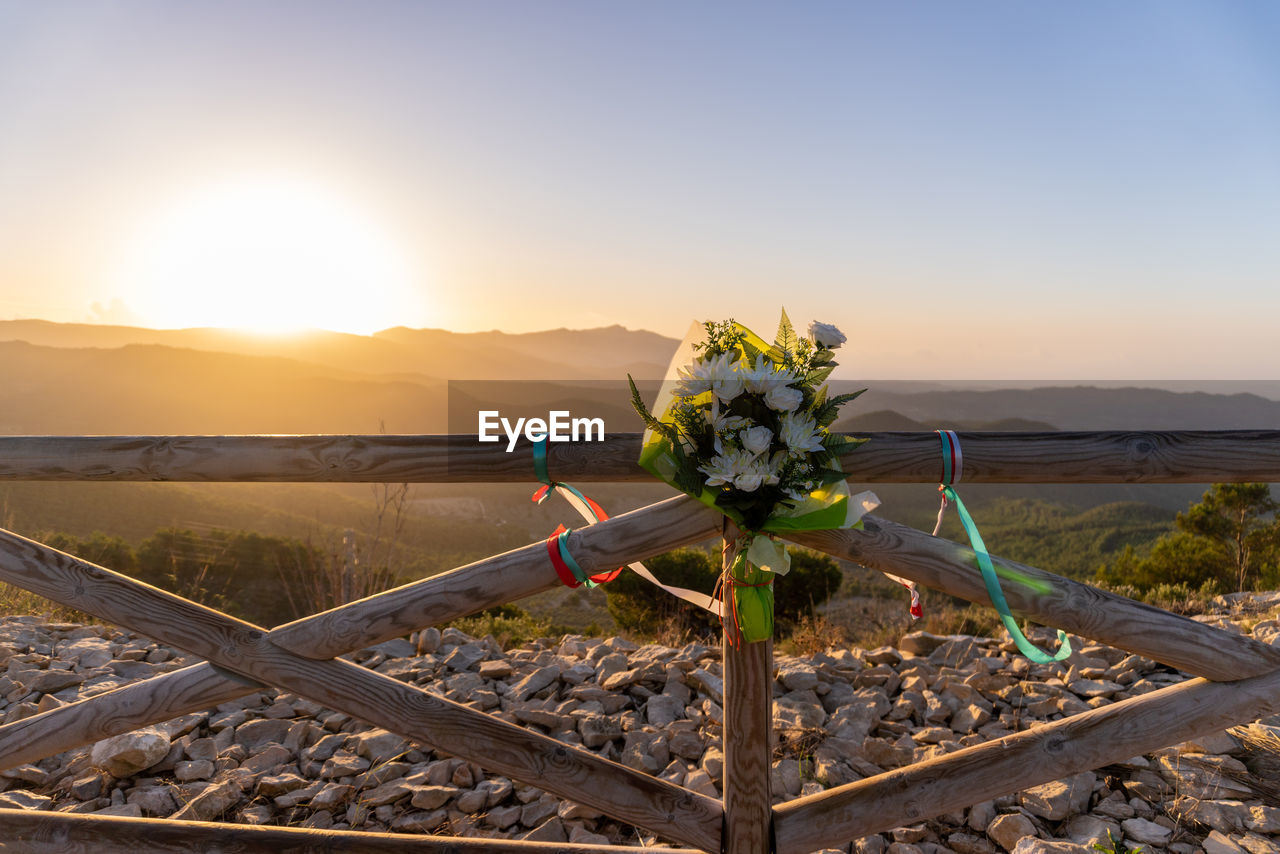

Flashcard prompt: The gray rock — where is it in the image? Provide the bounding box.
[510,665,560,701]
[1204,830,1248,854]
[410,785,456,810]
[171,779,242,821]
[948,832,999,854]
[987,813,1037,852]
[774,690,826,730]
[29,668,85,694]
[645,694,682,727]
[521,816,568,843]
[126,784,178,817]
[90,727,171,778]
[1248,805,1280,833]
[0,789,53,810]
[1174,798,1249,833]
[1019,772,1095,821]
[1120,817,1172,846]
[1237,833,1280,854]
[1010,841,1089,854]
[234,718,293,751]
[777,659,820,691]
[350,728,408,763]
[688,668,724,703]
[442,642,488,672]
[1062,815,1118,846]
[578,713,622,748]
[310,782,356,810]
[258,772,309,797]
[174,759,215,782]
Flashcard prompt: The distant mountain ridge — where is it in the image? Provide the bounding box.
[1,320,1278,434]
[0,320,679,382]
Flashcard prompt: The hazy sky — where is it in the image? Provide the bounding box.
[2,1,1279,377]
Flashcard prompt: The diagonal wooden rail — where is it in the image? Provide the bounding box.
[788,515,1280,680]
[772,664,1280,854]
[0,496,721,772]
[2,430,1279,482]
[0,526,724,853]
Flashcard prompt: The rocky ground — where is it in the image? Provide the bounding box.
[2,593,1280,854]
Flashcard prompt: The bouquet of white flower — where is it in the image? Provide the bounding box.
[629,310,878,642]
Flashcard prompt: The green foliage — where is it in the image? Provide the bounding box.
[1096,483,1280,593]
[1093,828,1142,854]
[934,498,1171,580]
[42,531,138,575]
[605,546,842,640]
[447,604,555,649]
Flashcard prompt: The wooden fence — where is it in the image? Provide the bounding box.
[0,430,1278,854]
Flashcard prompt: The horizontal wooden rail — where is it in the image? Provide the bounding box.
[2,430,1280,482]
[0,808,700,854]
[0,527,724,852]
[772,665,1280,854]
[789,515,1280,681]
[0,496,721,771]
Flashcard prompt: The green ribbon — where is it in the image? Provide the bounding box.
[942,485,1072,664]
[726,543,774,644]
[532,437,552,486]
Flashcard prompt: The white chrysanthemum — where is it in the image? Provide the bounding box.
[808,321,846,349]
[740,425,773,456]
[734,452,782,492]
[740,354,798,395]
[779,411,825,456]
[696,448,752,486]
[764,384,803,412]
[704,351,746,402]
[706,398,749,433]
[672,359,712,397]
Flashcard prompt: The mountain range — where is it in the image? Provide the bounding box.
[2,319,1278,435]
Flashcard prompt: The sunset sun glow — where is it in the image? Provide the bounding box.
[115,176,421,335]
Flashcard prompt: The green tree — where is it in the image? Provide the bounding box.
[605,546,842,639]
[1096,483,1280,593]
[42,531,138,576]
[1177,483,1279,592]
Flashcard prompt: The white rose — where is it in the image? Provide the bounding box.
[764,384,803,412]
[808,321,846,350]
[740,425,773,456]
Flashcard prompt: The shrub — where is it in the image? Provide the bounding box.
[605,545,842,640]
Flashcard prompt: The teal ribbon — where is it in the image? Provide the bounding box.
[942,485,1072,664]
[556,527,600,587]
[532,437,552,486]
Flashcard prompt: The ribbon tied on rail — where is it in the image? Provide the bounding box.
[532,439,723,615]
[931,430,1072,663]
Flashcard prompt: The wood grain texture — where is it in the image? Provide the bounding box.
[0,496,720,776]
[0,808,704,854]
[3,430,1279,482]
[788,515,1280,681]
[271,495,722,658]
[0,529,723,853]
[772,666,1280,854]
[721,523,774,854]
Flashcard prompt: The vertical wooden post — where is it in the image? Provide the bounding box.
[721,521,773,854]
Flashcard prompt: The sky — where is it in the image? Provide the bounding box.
[2,1,1279,377]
